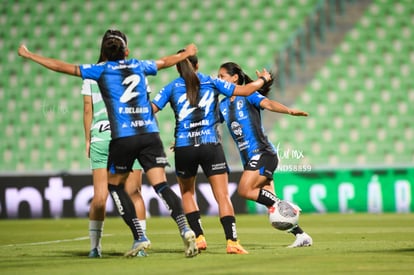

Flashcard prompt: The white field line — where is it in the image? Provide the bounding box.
[0,234,113,248]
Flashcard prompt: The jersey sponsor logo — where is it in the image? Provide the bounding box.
[211,162,226,171]
[184,119,209,129]
[130,119,153,128]
[118,106,149,114]
[248,154,261,168]
[108,63,139,70]
[186,129,211,138]
[155,157,169,164]
[98,123,111,133]
[249,160,258,168]
[92,121,111,132]
[237,140,249,151]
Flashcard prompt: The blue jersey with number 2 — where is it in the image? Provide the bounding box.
[80,59,158,139]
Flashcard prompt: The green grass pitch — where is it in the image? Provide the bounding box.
[1,213,413,274]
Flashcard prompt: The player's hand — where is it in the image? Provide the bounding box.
[289,109,309,116]
[255,68,272,83]
[18,44,30,58]
[184,43,197,56]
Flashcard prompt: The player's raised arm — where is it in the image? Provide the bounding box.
[155,43,198,70]
[18,44,81,77]
[233,68,272,96]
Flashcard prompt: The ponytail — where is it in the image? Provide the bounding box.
[176,49,200,106]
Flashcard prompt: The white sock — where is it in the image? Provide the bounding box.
[89,220,104,251]
[139,220,147,235]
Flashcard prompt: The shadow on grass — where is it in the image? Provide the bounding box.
[354,247,414,255]
[59,250,124,258]
[379,248,414,254]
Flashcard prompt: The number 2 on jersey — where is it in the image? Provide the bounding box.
[120,74,141,103]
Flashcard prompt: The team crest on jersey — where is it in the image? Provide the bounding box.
[231,121,243,137]
[237,99,244,110]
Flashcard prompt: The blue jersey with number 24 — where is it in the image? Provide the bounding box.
[152,72,235,147]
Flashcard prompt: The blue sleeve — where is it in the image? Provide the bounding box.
[247,92,266,108]
[152,81,173,110]
[213,77,236,97]
[79,63,105,80]
[140,60,158,76]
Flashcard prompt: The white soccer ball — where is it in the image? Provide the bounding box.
[268,200,300,231]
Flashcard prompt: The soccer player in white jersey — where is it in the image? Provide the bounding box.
[18,30,199,257]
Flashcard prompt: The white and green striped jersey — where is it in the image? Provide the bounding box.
[81,79,111,143]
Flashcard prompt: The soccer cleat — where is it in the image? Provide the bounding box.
[196,235,207,251]
[287,232,313,248]
[181,228,198,258]
[135,236,151,257]
[226,240,249,254]
[88,247,102,258]
[124,236,151,257]
[136,249,148,257]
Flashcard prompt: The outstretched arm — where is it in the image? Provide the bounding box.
[233,68,272,96]
[260,98,309,116]
[155,43,198,70]
[18,44,81,77]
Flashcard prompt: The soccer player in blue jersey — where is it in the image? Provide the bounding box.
[152,51,272,254]
[218,62,312,248]
[18,31,199,257]
[82,30,149,258]
[83,78,149,258]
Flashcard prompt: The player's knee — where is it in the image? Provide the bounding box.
[91,199,106,212]
[94,197,107,207]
